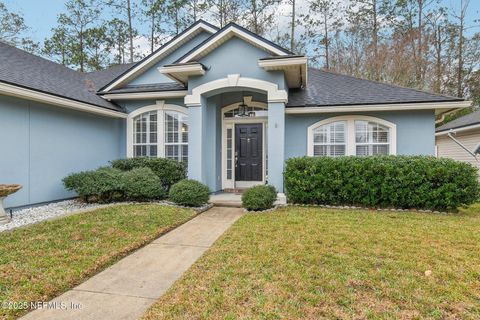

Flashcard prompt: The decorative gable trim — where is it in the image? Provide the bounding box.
[176,23,292,64]
[100,20,218,93]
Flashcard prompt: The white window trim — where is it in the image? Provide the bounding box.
[126,101,188,158]
[307,115,397,156]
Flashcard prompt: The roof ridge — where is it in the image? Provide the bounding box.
[311,67,463,101]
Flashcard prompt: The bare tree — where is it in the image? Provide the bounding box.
[452,0,470,98]
[243,0,279,36]
[105,0,138,63]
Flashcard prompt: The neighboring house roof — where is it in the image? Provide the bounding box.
[436,109,480,132]
[0,41,123,112]
[287,68,463,107]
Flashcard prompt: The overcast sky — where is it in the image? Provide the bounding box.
[4,0,480,54]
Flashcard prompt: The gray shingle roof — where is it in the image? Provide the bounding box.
[287,68,463,107]
[0,41,123,112]
[1,40,465,114]
[85,63,135,91]
[101,82,186,94]
[436,109,480,132]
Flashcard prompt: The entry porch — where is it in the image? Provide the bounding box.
[186,88,286,193]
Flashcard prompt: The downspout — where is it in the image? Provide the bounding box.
[447,130,479,161]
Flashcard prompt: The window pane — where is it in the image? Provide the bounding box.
[133,111,158,158]
[164,111,188,164]
[133,110,188,162]
[149,145,157,157]
[226,128,232,179]
[355,120,389,143]
[312,121,346,157]
[224,105,267,118]
[354,120,390,156]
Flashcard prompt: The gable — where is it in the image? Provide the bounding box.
[100,20,218,92]
[128,31,212,86]
[175,23,292,64]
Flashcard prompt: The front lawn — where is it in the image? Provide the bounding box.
[144,205,480,319]
[0,204,196,319]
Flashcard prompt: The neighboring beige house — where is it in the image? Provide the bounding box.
[436,110,480,168]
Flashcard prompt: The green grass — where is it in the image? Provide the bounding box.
[0,204,196,319]
[144,205,480,320]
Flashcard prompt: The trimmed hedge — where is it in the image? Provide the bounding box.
[63,167,124,203]
[169,180,210,207]
[63,167,164,203]
[111,158,186,192]
[122,167,165,200]
[284,156,479,211]
[242,185,277,211]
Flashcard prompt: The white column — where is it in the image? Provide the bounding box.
[187,102,205,183]
[267,101,285,192]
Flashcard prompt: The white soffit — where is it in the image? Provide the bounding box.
[158,63,205,84]
[285,101,472,115]
[258,57,308,88]
[101,90,188,101]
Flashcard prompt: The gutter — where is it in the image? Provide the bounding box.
[0,81,127,118]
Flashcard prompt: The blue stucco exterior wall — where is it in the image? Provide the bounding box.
[128,31,212,86]
[0,95,125,208]
[285,109,436,159]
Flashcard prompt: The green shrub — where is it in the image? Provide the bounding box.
[242,185,277,211]
[63,167,165,203]
[169,180,210,207]
[122,167,165,200]
[111,158,186,192]
[284,156,480,211]
[63,167,123,203]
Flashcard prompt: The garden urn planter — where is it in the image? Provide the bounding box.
[0,184,22,224]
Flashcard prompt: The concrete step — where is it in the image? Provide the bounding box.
[209,193,243,208]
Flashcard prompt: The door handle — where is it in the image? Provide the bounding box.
[235,156,238,167]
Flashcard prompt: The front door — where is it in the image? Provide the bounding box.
[235,123,263,181]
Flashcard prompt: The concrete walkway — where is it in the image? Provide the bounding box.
[22,207,244,320]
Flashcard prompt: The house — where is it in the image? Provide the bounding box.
[0,20,470,208]
[436,110,480,168]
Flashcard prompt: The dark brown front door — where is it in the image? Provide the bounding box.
[235,123,263,181]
